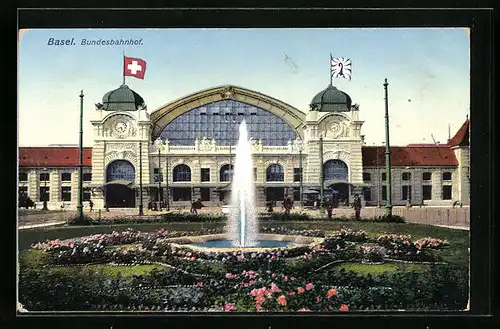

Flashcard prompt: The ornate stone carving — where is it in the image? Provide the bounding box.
[103,114,137,139]
[199,137,213,152]
[221,85,235,99]
[106,143,137,153]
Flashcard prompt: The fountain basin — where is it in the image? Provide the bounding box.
[164,233,324,252]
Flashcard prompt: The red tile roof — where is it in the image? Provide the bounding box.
[362,145,458,167]
[19,147,92,167]
[448,119,470,147]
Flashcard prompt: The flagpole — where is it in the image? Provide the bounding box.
[329,53,333,86]
[122,51,126,85]
[77,90,84,222]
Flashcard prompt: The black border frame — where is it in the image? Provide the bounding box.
[4,6,496,329]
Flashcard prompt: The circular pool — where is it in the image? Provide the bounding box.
[193,239,294,249]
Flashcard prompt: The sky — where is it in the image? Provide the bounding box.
[18,28,470,147]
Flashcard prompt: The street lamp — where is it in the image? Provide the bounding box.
[165,153,170,211]
[42,167,48,210]
[295,138,304,208]
[155,138,163,211]
[405,166,412,207]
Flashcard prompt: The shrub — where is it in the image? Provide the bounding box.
[371,215,406,223]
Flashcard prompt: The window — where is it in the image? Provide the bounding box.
[253,168,257,181]
[39,187,50,201]
[363,187,372,201]
[422,172,432,181]
[293,168,302,182]
[382,187,387,201]
[402,172,411,181]
[173,164,191,182]
[382,172,387,181]
[323,160,348,181]
[442,185,452,200]
[201,168,210,182]
[61,187,71,201]
[173,188,192,201]
[83,173,92,181]
[266,187,285,201]
[422,185,432,200]
[19,172,28,182]
[363,172,371,181]
[220,164,234,182]
[442,172,452,181]
[107,160,135,182]
[18,186,28,201]
[61,173,72,181]
[200,187,211,201]
[83,187,91,201]
[267,164,284,182]
[153,168,163,183]
[293,189,301,202]
[402,186,412,201]
[40,173,50,182]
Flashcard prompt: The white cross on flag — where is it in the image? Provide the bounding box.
[123,56,146,79]
[330,54,352,81]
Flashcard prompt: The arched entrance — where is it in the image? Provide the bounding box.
[105,160,136,208]
[323,159,350,206]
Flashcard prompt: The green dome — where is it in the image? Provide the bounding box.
[101,84,145,111]
[310,84,352,112]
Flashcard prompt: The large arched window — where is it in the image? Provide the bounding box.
[173,164,191,182]
[323,160,348,181]
[106,160,135,182]
[160,100,298,146]
[266,164,284,182]
[220,164,234,182]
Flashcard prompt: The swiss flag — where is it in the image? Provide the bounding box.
[123,56,146,79]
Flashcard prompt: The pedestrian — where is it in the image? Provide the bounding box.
[191,198,204,215]
[353,194,362,220]
[89,199,94,212]
[326,199,334,219]
[266,200,274,213]
[148,200,153,211]
[60,201,65,211]
[282,198,293,216]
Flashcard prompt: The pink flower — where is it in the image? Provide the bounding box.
[225,273,233,279]
[255,295,265,304]
[255,304,262,311]
[394,250,399,254]
[316,297,321,303]
[327,288,338,299]
[249,280,255,285]
[299,308,311,312]
[271,273,277,278]
[288,291,296,296]
[270,283,281,293]
[305,283,314,291]
[290,276,296,281]
[251,289,258,296]
[244,283,249,287]
[339,304,349,312]
[328,305,333,310]
[297,287,305,294]
[196,281,203,287]
[276,295,287,306]
[284,276,288,281]
[224,303,236,312]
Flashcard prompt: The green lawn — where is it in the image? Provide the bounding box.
[335,262,433,276]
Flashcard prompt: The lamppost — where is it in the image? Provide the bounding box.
[138,141,144,216]
[375,143,380,208]
[157,138,163,211]
[383,78,393,216]
[42,167,48,210]
[295,138,304,208]
[165,154,170,211]
[405,166,412,207]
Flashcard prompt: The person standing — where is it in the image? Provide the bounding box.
[89,199,94,212]
[353,194,362,220]
[326,199,334,219]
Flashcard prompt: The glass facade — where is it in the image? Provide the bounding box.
[266,164,284,182]
[323,160,348,181]
[220,164,234,182]
[160,100,298,146]
[173,164,191,182]
[106,160,135,183]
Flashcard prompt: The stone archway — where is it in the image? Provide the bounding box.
[105,160,136,208]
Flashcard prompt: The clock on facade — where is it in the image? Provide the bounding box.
[114,122,128,134]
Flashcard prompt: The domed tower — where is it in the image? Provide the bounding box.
[303,83,365,204]
[89,84,152,209]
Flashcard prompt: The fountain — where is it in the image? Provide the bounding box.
[227,120,258,247]
[166,121,324,251]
